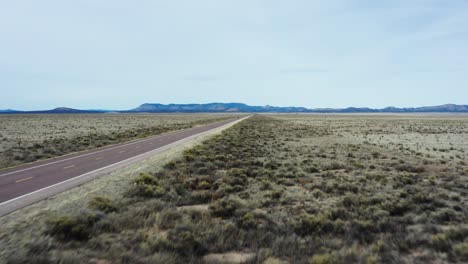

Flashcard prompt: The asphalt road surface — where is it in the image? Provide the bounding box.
[0,116,247,216]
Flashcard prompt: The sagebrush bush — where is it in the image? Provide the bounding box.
[88,196,118,213]
[292,214,343,236]
[453,242,468,261]
[309,253,335,264]
[132,172,165,197]
[134,172,159,185]
[209,198,239,218]
[431,234,451,252]
[237,212,256,229]
[165,226,207,256]
[46,212,102,241]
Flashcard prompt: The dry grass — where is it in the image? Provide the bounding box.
[0,113,236,169]
[0,116,241,263]
[2,114,468,264]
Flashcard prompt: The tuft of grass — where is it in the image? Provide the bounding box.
[88,196,118,213]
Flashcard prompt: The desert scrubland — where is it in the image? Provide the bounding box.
[2,114,468,263]
[0,114,235,169]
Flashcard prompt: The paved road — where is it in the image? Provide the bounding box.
[0,116,247,215]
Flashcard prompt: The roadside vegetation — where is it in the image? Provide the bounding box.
[0,114,235,169]
[2,114,468,263]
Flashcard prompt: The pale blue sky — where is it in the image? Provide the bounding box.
[1,0,467,110]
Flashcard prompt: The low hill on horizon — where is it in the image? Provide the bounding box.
[0,107,111,114]
[129,103,468,113]
[129,103,309,113]
[2,103,468,114]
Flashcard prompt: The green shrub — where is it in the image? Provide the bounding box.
[309,253,335,264]
[197,180,211,190]
[395,164,425,173]
[324,162,346,171]
[166,226,206,256]
[237,212,256,229]
[134,172,158,185]
[292,214,343,236]
[432,208,459,223]
[46,212,102,241]
[305,166,320,173]
[158,210,183,229]
[164,161,177,170]
[88,196,118,213]
[445,227,468,242]
[209,198,239,218]
[387,201,411,216]
[267,190,283,200]
[453,242,468,261]
[135,184,165,198]
[228,168,248,180]
[348,220,377,243]
[431,234,451,252]
[184,153,196,162]
[189,190,215,203]
[132,172,165,197]
[260,179,272,190]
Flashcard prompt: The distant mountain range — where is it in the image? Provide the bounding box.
[129,103,309,113]
[2,103,468,114]
[0,109,19,113]
[0,107,110,114]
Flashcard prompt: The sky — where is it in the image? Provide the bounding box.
[1,0,468,110]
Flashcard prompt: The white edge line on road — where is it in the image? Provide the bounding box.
[0,119,236,178]
[0,115,251,208]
